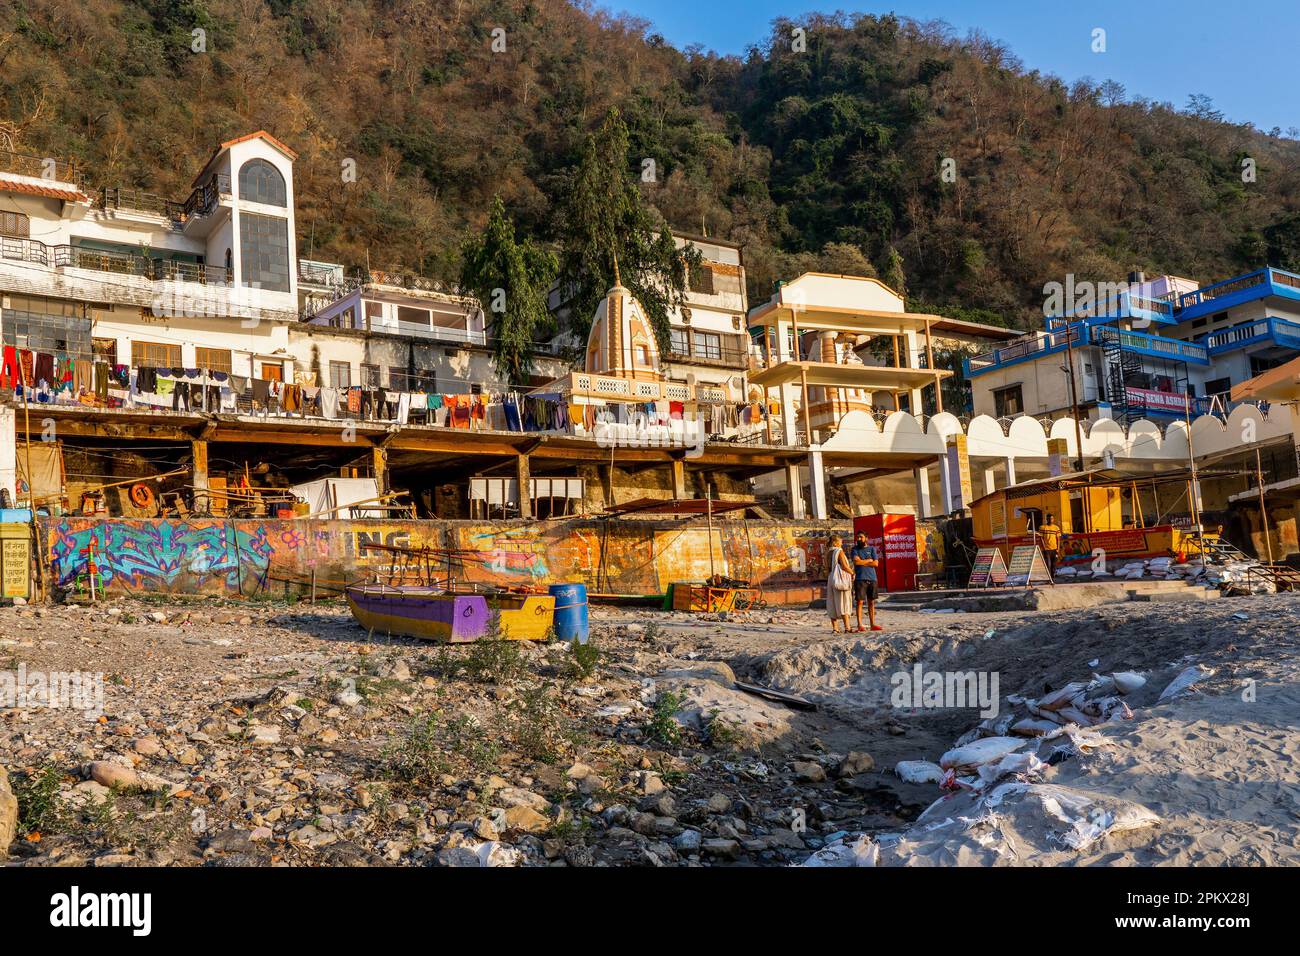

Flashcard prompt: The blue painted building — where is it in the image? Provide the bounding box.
[966,269,1300,423]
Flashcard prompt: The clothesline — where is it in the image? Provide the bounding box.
[2,345,777,438]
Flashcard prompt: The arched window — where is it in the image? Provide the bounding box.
[238,159,287,207]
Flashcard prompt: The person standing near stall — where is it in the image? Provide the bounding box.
[825,534,854,634]
[1040,512,1062,579]
[849,530,882,631]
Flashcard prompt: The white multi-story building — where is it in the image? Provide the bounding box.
[298,270,569,393]
[0,131,303,381]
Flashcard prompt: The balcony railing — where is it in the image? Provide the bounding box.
[394,319,485,345]
[181,173,231,221]
[1178,269,1268,310]
[98,186,186,223]
[0,149,80,185]
[1,235,231,285]
[1055,289,1175,323]
[1200,316,1300,354]
[966,322,1212,377]
[366,270,448,293]
[663,343,752,367]
[967,325,1084,373]
[0,236,50,266]
[1108,329,1210,364]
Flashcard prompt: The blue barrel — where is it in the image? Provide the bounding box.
[549,583,590,643]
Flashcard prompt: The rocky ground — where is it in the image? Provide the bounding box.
[0,589,1296,867]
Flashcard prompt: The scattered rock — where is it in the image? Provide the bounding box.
[88,761,141,790]
[837,751,874,778]
[792,761,826,783]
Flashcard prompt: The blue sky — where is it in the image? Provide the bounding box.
[603,0,1299,133]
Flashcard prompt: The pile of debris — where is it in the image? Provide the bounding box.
[1055,555,1274,592]
[802,659,1220,866]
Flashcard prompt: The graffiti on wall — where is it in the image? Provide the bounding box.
[49,519,274,594]
[41,518,829,599]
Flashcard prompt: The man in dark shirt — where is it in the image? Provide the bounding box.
[849,531,882,632]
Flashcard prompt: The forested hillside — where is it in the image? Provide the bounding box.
[4,1,1300,326]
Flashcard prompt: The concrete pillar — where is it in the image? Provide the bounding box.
[983,466,997,497]
[1004,456,1017,487]
[780,383,798,446]
[516,452,531,519]
[914,465,933,519]
[807,448,828,520]
[786,463,806,519]
[192,440,209,514]
[670,458,687,500]
[0,406,16,504]
[937,453,954,516]
[372,446,388,497]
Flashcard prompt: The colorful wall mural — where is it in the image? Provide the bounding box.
[49,519,274,595]
[41,517,848,601]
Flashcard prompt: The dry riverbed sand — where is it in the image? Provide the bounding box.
[0,591,1295,866]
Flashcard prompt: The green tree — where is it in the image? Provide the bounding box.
[881,245,907,297]
[459,196,558,384]
[555,108,700,348]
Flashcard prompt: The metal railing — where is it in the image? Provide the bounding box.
[0,235,232,285]
[98,186,186,222]
[663,343,752,367]
[1201,316,1300,353]
[1178,269,1268,309]
[0,149,80,185]
[1109,328,1208,362]
[181,173,231,221]
[0,235,50,265]
[968,324,1084,371]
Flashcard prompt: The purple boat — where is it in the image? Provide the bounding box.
[345,585,491,643]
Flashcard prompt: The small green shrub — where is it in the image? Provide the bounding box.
[704,708,742,750]
[499,684,570,763]
[646,691,684,746]
[13,762,67,835]
[444,714,501,773]
[568,638,600,680]
[381,715,447,789]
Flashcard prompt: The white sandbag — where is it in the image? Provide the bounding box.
[975,752,1046,787]
[1056,705,1096,727]
[1158,664,1215,702]
[1111,671,1147,694]
[1037,681,1087,711]
[1010,717,1059,737]
[801,834,878,867]
[895,760,946,784]
[940,736,1026,770]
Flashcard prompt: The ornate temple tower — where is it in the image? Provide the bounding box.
[583,262,662,382]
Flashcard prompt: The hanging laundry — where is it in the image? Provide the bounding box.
[34,352,55,386]
[19,350,35,386]
[94,362,110,403]
[0,346,18,389]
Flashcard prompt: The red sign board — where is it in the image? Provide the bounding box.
[853,514,919,592]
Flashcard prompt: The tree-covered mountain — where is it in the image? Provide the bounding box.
[4,1,1299,328]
